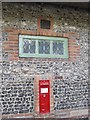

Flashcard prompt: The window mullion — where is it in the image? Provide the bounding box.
[36,40,38,54]
[50,40,53,55]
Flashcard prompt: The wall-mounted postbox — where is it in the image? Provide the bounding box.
[39,80,50,114]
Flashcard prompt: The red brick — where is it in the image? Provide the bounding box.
[9,57,19,61]
[63,33,69,38]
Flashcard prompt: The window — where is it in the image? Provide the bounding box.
[19,35,68,58]
[40,20,51,29]
[38,16,53,30]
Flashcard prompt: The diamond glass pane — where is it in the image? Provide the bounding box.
[53,41,64,55]
[23,39,36,53]
[38,40,50,54]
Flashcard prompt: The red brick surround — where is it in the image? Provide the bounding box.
[3,28,80,62]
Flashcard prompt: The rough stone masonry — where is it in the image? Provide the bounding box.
[1,2,89,119]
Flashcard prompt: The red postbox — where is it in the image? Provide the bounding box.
[39,80,50,114]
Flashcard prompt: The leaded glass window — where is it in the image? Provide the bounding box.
[23,39,36,53]
[53,41,64,55]
[19,35,68,58]
[38,40,50,54]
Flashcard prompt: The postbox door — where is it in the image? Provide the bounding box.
[39,80,50,114]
